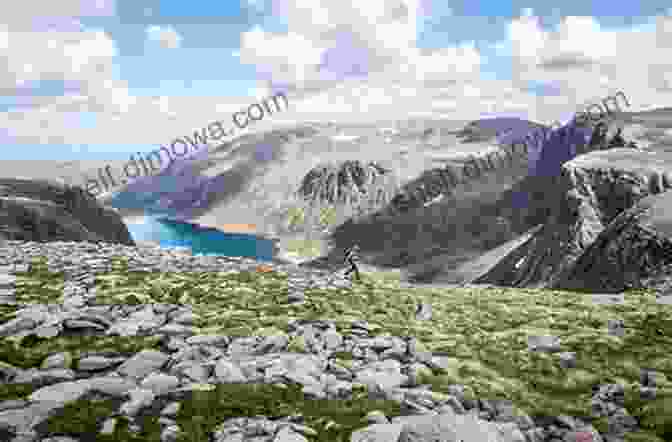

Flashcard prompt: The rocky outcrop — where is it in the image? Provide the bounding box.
[476,148,672,288]
[0,178,134,245]
[297,160,394,207]
[556,189,672,293]
[494,120,593,229]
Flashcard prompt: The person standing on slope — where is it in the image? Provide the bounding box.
[588,122,609,150]
[608,127,627,148]
[343,244,361,281]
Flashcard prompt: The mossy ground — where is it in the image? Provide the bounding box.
[281,237,326,260]
[0,383,35,402]
[35,382,401,442]
[0,334,164,370]
[1,256,671,441]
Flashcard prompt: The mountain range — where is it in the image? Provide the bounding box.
[4,108,672,291]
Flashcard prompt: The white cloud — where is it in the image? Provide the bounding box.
[146,25,183,49]
[496,11,672,120]
[236,0,495,121]
[2,92,260,146]
[0,12,207,148]
[238,0,424,87]
[5,0,672,151]
[0,0,517,147]
[235,2,672,125]
[394,42,482,86]
[239,1,546,126]
[0,15,255,146]
[0,21,126,116]
[239,26,324,85]
[0,0,115,21]
[507,13,546,62]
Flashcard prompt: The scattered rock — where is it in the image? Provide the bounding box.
[0,240,646,442]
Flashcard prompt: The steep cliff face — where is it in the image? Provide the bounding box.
[0,178,134,245]
[476,148,672,288]
[555,190,672,293]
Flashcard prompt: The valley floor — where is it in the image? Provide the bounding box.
[0,240,669,442]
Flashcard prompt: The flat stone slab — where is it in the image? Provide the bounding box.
[0,274,16,287]
[656,295,672,305]
[587,293,626,305]
[568,148,672,175]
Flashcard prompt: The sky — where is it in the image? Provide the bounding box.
[1,0,672,160]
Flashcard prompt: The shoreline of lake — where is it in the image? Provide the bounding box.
[123,215,279,261]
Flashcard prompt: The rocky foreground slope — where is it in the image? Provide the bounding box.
[0,240,670,442]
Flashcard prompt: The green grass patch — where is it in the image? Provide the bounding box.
[174,382,401,442]
[13,257,65,304]
[36,393,154,442]
[0,334,163,369]
[0,304,18,324]
[284,206,337,233]
[34,383,399,442]
[282,238,325,259]
[0,383,35,402]
[5,259,672,440]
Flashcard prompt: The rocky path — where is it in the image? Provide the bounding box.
[0,241,663,442]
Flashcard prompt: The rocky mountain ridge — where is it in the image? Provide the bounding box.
[3,112,672,294]
[469,113,672,295]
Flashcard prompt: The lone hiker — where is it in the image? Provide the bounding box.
[608,127,626,148]
[589,122,609,150]
[343,244,361,281]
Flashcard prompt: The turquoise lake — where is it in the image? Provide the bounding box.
[125,216,277,261]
